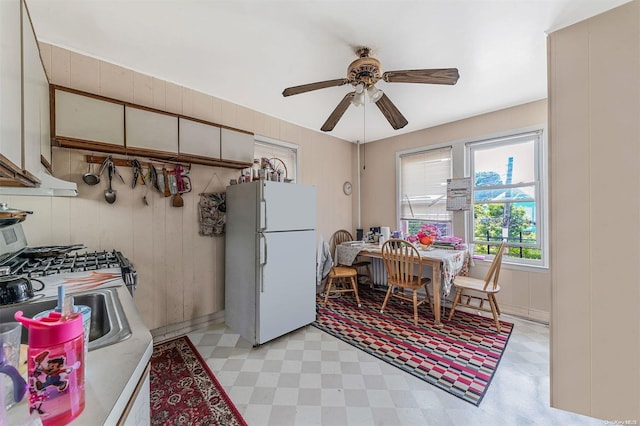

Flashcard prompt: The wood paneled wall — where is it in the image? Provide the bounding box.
[549,1,640,420]
[3,43,355,332]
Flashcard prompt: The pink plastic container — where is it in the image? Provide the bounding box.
[15,310,85,425]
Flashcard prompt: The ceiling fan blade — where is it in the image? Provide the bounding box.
[375,94,408,130]
[321,92,355,132]
[282,78,350,97]
[382,68,459,85]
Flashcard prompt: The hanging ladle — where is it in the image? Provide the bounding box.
[82,161,100,186]
[104,161,117,204]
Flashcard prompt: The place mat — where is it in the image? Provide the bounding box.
[313,287,513,406]
[150,336,247,425]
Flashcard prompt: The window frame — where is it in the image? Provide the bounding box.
[466,128,548,269]
[254,134,301,183]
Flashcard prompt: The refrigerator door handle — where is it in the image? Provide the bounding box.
[259,181,267,231]
[259,233,267,292]
[260,200,267,230]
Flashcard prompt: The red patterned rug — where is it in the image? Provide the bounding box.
[150,336,247,426]
[313,287,514,406]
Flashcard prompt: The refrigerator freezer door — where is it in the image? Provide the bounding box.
[257,229,316,344]
[260,181,316,232]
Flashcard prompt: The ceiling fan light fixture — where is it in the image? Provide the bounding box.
[367,85,384,103]
[350,91,365,107]
[354,82,365,94]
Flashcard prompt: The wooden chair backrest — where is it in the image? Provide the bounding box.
[330,229,354,255]
[381,239,422,288]
[483,240,507,291]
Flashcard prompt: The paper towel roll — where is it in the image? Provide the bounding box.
[381,227,391,241]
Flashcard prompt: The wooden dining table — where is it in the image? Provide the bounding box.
[336,242,469,328]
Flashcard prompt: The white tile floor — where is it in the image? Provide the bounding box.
[188,315,602,426]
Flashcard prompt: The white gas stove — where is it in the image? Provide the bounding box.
[0,223,137,300]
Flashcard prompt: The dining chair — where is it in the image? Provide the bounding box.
[323,264,361,307]
[380,239,432,326]
[447,240,507,332]
[330,229,373,288]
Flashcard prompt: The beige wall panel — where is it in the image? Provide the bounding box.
[211,97,224,125]
[279,121,301,145]
[69,52,100,93]
[151,77,166,111]
[99,62,133,102]
[220,99,238,128]
[549,22,592,415]
[165,81,182,115]
[181,87,194,118]
[164,204,184,325]
[133,73,153,107]
[263,115,281,140]
[550,1,640,421]
[49,45,70,86]
[192,90,213,122]
[528,271,551,314]
[38,42,51,80]
[587,4,639,419]
[131,185,155,329]
[237,105,254,131]
[253,111,268,136]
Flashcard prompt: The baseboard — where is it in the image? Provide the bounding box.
[151,311,226,343]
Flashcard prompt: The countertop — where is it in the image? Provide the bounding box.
[6,285,153,425]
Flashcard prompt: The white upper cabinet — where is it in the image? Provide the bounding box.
[0,0,22,169]
[221,128,254,163]
[22,0,49,172]
[125,106,178,153]
[55,89,125,146]
[179,118,220,159]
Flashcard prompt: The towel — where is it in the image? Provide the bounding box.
[316,236,333,286]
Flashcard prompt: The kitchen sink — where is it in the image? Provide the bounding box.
[0,288,131,351]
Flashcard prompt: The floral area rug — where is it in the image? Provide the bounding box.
[150,336,247,425]
[313,287,514,406]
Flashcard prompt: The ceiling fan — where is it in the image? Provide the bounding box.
[282,47,459,132]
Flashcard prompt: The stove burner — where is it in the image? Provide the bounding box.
[0,249,138,297]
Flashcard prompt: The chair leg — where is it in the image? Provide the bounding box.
[448,289,462,321]
[380,285,394,313]
[412,290,419,326]
[323,278,334,306]
[488,295,501,333]
[423,283,433,312]
[491,294,501,315]
[351,276,361,307]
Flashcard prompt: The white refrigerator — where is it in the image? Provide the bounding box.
[225,180,317,345]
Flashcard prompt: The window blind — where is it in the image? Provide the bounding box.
[399,146,452,222]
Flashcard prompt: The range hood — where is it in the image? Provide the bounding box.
[0,170,78,197]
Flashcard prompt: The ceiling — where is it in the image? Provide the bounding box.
[26,0,630,143]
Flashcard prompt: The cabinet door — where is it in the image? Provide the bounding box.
[0,0,22,168]
[179,118,220,159]
[126,106,178,153]
[55,89,125,146]
[22,0,48,173]
[221,128,254,163]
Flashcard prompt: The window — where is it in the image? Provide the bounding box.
[254,137,298,183]
[398,146,453,237]
[468,130,546,267]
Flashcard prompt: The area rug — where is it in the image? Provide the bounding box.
[313,287,514,406]
[150,336,247,426]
